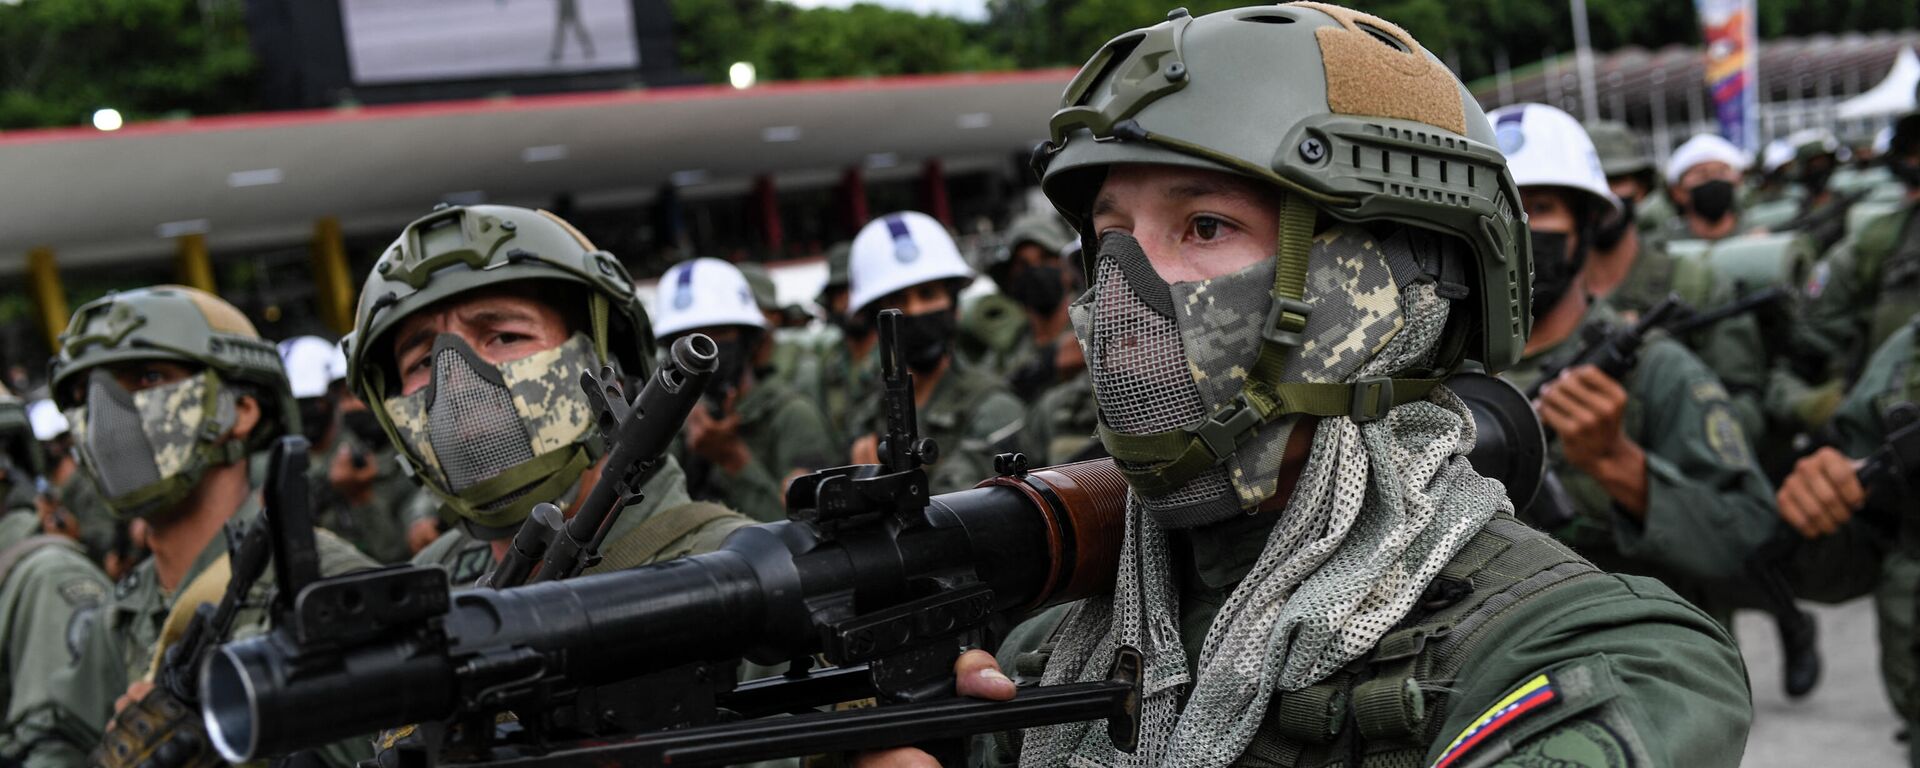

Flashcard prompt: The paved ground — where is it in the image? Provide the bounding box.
[1737,598,1905,766]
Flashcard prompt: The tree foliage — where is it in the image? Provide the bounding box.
[0,0,255,130]
[672,0,1012,82]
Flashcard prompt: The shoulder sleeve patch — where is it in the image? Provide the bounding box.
[1431,674,1560,768]
[1703,404,1753,467]
[1486,716,1635,768]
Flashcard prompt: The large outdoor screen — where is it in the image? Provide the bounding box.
[340,0,641,84]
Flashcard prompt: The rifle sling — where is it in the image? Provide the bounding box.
[144,552,233,683]
[595,502,735,573]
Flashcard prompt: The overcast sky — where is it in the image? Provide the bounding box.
[778,0,989,22]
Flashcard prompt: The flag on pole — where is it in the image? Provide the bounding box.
[1695,0,1761,151]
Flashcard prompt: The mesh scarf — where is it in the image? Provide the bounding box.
[1022,229,1508,768]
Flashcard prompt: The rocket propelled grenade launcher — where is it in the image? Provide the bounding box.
[201,310,1141,767]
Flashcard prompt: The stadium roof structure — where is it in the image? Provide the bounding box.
[1471,31,1920,127]
[0,69,1074,275]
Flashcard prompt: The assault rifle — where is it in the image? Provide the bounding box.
[93,436,317,768]
[482,333,719,588]
[201,310,1141,767]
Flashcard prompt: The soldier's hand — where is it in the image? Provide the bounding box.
[850,434,880,466]
[686,391,751,474]
[1777,446,1865,538]
[1536,365,1649,516]
[851,650,1016,767]
[407,518,442,554]
[1537,365,1633,472]
[112,681,153,717]
[329,443,380,506]
[36,494,80,540]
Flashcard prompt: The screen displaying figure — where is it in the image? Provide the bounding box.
[341,0,641,85]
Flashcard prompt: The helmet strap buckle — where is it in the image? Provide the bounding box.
[1193,396,1264,461]
[1262,296,1313,348]
[1350,376,1394,423]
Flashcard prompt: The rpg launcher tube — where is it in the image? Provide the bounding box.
[203,460,1129,761]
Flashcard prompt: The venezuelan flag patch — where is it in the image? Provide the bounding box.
[1430,674,1559,768]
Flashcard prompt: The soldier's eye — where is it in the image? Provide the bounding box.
[1191,216,1225,241]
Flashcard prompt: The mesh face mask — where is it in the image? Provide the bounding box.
[383,332,600,534]
[1029,226,1506,768]
[1072,228,1421,528]
[68,368,239,520]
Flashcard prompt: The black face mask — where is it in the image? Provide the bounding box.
[1528,229,1586,322]
[895,309,957,374]
[1005,264,1067,314]
[1687,179,1738,223]
[1800,164,1834,196]
[297,398,335,445]
[703,336,751,406]
[1590,195,1636,254]
[340,409,385,447]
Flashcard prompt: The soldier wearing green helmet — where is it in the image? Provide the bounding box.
[343,204,752,587]
[0,384,110,768]
[1801,110,1920,381]
[861,4,1747,766]
[40,285,376,768]
[791,242,876,452]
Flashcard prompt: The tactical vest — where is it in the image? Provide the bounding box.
[1003,515,1602,767]
[1858,203,1920,354]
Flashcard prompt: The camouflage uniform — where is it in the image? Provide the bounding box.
[1502,302,1778,627]
[307,433,415,564]
[796,339,874,455]
[1027,371,1102,466]
[413,455,749,586]
[678,378,840,522]
[956,292,1033,379]
[46,496,376,765]
[1802,200,1920,378]
[850,365,1029,495]
[1,495,109,768]
[1779,317,1920,727]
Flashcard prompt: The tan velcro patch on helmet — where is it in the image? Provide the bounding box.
[162,284,262,338]
[1288,2,1466,136]
[538,209,600,251]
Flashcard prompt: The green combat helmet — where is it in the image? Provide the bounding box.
[0,385,46,506]
[343,204,653,539]
[1031,2,1528,503]
[49,285,294,519]
[1586,120,1654,180]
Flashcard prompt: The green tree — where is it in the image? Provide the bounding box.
[0,0,255,130]
[672,0,1011,83]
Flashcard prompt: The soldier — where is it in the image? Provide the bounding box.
[737,261,813,388]
[797,242,874,451]
[1661,132,1752,244]
[985,210,1085,402]
[1,387,110,768]
[653,258,839,521]
[1490,105,1779,630]
[1586,119,1677,236]
[41,286,377,767]
[280,336,412,564]
[343,204,754,587]
[1773,311,1920,753]
[1802,110,1920,378]
[23,399,118,572]
[844,211,1030,494]
[866,5,1749,766]
[1776,129,1861,253]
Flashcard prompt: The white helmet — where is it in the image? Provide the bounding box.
[1874,125,1895,157]
[27,399,68,442]
[848,211,974,315]
[651,257,766,339]
[1490,103,1621,214]
[1760,139,1796,174]
[277,335,347,400]
[1667,133,1750,186]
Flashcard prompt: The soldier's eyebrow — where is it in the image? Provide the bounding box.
[1164,180,1264,207]
[1090,193,1120,220]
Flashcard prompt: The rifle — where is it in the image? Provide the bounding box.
[93,436,317,768]
[481,333,719,588]
[202,309,1141,767]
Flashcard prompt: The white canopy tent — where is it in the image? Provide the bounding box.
[1838,46,1919,119]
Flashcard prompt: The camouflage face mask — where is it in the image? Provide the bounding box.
[68,368,239,520]
[1071,225,1415,527]
[383,332,598,535]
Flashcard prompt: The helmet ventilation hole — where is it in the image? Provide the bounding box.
[1357,23,1409,53]
[1236,12,1295,24]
